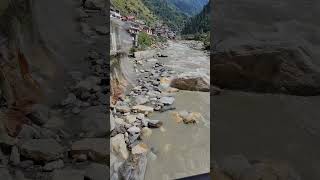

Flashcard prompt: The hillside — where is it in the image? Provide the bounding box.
[142,0,187,31]
[110,0,157,26]
[168,0,209,16]
[181,2,210,34]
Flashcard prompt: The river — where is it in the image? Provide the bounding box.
[139,41,211,180]
[214,90,320,179]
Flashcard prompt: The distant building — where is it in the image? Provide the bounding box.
[110,8,121,19]
[142,26,152,35]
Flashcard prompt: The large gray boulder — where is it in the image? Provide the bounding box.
[212,42,320,95]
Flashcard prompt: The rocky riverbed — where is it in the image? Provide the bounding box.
[110,41,210,180]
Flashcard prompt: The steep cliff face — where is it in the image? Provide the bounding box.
[0,0,87,106]
[110,19,134,104]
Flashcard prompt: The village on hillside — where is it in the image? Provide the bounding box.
[110,7,176,47]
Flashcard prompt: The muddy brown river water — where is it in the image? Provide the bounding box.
[138,41,210,180]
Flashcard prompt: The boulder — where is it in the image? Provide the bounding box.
[132,143,148,155]
[18,139,64,161]
[171,72,209,92]
[159,96,175,105]
[212,43,320,95]
[26,104,50,126]
[71,138,107,163]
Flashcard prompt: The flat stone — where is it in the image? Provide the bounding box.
[18,139,64,161]
[26,104,50,126]
[71,138,107,163]
[43,160,64,171]
[132,143,148,155]
[147,120,163,128]
[125,115,137,124]
[127,126,141,135]
[132,105,154,115]
[115,106,130,113]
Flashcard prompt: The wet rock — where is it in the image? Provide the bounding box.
[132,105,153,115]
[17,124,41,139]
[134,96,149,105]
[148,151,157,161]
[159,105,176,112]
[85,163,109,180]
[71,138,107,162]
[125,115,137,124]
[159,96,175,105]
[132,143,148,155]
[61,93,77,106]
[26,104,50,126]
[110,134,129,160]
[171,72,209,92]
[115,106,130,113]
[127,126,141,135]
[18,139,64,161]
[52,169,85,180]
[114,118,125,125]
[9,145,20,166]
[43,160,64,171]
[136,113,145,120]
[141,127,152,139]
[212,85,222,95]
[220,155,252,180]
[147,120,163,128]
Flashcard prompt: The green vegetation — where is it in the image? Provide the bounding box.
[138,32,154,49]
[181,2,210,35]
[142,0,187,31]
[169,0,209,16]
[181,2,210,49]
[111,0,157,26]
